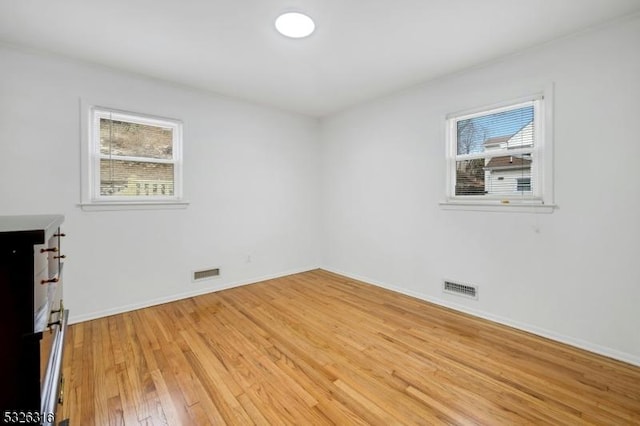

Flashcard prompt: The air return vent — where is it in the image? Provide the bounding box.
[193,268,220,282]
[443,280,478,299]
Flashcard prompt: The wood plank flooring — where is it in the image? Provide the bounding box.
[60,269,640,425]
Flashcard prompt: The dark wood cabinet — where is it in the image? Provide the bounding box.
[0,215,69,425]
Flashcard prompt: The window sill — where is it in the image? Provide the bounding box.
[439,200,555,213]
[79,200,190,212]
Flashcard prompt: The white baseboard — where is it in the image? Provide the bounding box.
[321,267,640,368]
[68,265,319,325]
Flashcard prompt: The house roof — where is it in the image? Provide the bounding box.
[483,119,534,146]
[484,156,532,169]
[483,135,511,146]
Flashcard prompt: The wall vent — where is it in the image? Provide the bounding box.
[443,280,478,300]
[193,268,220,282]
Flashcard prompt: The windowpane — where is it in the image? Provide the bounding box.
[451,101,539,200]
[100,118,173,160]
[85,106,183,206]
[100,159,174,197]
[456,156,534,197]
[456,104,534,155]
[455,159,485,195]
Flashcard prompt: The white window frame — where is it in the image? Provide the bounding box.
[80,103,188,211]
[441,88,555,213]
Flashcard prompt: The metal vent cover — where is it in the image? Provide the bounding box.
[443,280,478,299]
[193,268,220,282]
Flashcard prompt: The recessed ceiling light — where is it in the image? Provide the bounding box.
[275,12,315,39]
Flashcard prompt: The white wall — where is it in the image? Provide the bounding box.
[320,16,640,365]
[0,46,321,322]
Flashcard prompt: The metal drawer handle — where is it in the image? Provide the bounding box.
[40,247,59,253]
[41,277,59,285]
[58,376,65,404]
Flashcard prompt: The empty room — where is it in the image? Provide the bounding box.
[1,0,639,424]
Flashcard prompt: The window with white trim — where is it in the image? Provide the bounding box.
[444,94,553,210]
[84,106,184,207]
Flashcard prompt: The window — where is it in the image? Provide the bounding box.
[82,105,185,210]
[517,177,531,192]
[443,92,553,212]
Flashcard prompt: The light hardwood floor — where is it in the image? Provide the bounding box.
[60,269,640,425]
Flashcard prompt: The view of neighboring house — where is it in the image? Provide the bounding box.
[455,118,534,197]
[99,118,175,196]
[483,120,533,196]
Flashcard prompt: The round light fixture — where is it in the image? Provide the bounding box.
[275,12,315,38]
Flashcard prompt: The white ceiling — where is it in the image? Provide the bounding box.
[1,1,639,116]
